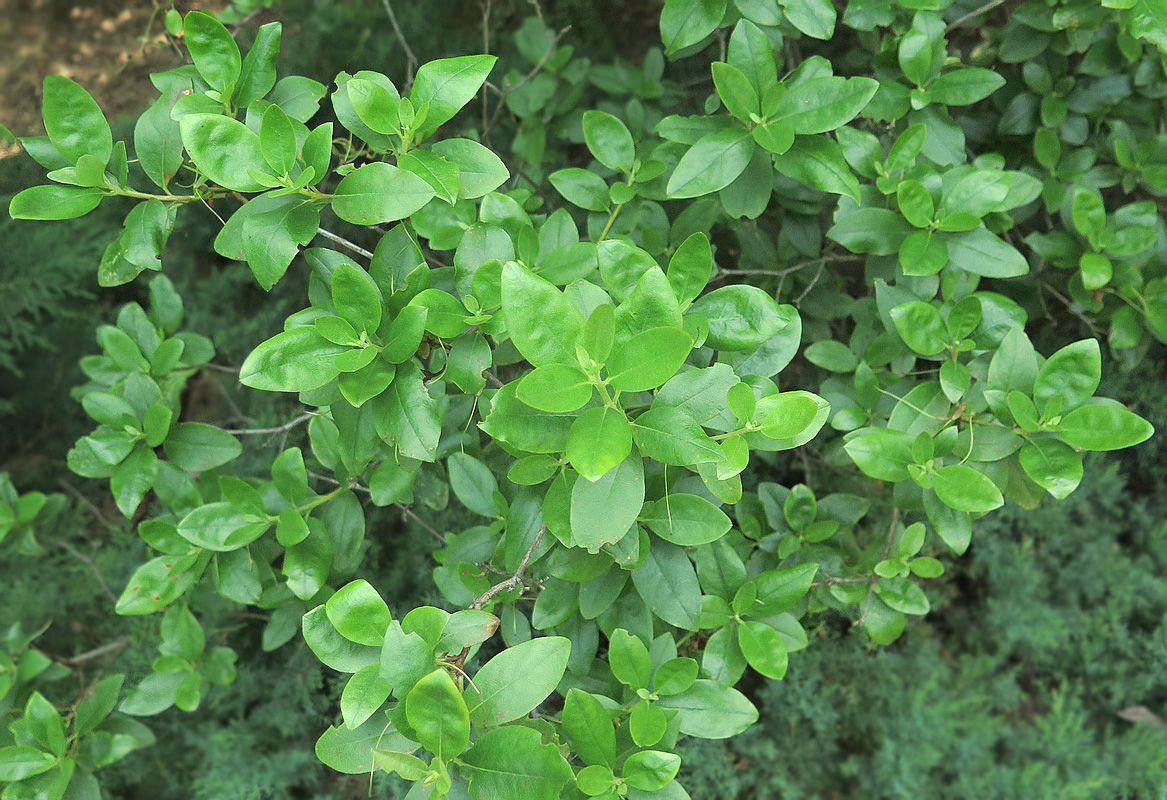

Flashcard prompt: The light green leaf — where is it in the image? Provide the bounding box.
[570,453,644,552]
[9,184,103,220]
[1056,404,1155,451]
[42,75,112,164]
[661,0,727,55]
[458,726,573,800]
[929,68,1006,106]
[240,327,346,392]
[631,406,724,465]
[332,163,436,225]
[631,540,701,630]
[890,301,948,355]
[180,114,269,192]
[163,422,242,471]
[667,129,755,199]
[501,261,585,366]
[774,76,878,134]
[583,110,635,173]
[517,364,593,412]
[184,11,241,92]
[466,636,570,727]
[690,284,786,351]
[1019,438,1083,500]
[431,138,510,199]
[738,620,788,679]
[655,680,758,738]
[780,0,836,39]
[327,580,392,646]
[406,668,470,760]
[641,494,732,546]
[568,406,633,481]
[1034,339,1100,414]
[409,55,497,138]
[931,464,1003,513]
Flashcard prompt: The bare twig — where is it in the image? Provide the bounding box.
[856,508,900,628]
[794,261,828,305]
[202,363,241,374]
[483,24,570,139]
[221,413,314,436]
[944,0,1008,33]
[58,479,109,525]
[58,636,130,666]
[46,538,117,602]
[471,523,545,609]
[381,0,419,89]
[810,575,871,587]
[396,504,447,544]
[305,469,371,494]
[484,370,505,388]
[316,227,375,261]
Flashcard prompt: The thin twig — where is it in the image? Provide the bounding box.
[396,504,447,544]
[46,538,117,602]
[221,413,314,436]
[484,370,505,388]
[794,261,828,305]
[58,479,109,525]
[202,363,241,374]
[57,636,130,666]
[810,576,870,587]
[856,508,899,628]
[380,0,419,88]
[316,227,375,260]
[483,24,570,139]
[944,0,1008,33]
[305,469,371,494]
[471,523,545,609]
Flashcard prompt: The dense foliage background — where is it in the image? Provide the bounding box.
[2,0,1166,797]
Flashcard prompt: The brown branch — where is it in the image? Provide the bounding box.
[396,504,447,543]
[471,523,545,609]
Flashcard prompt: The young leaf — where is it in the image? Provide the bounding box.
[332,163,436,225]
[405,668,470,760]
[409,54,497,138]
[582,110,635,173]
[667,129,755,198]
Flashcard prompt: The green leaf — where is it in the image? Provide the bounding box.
[987,327,1038,396]
[302,605,380,673]
[608,629,652,691]
[899,230,948,276]
[945,226,1029,278]
[771,134,862,201]
[409,55,497,139]
[332,163,436,225]
[562,689,616,768]
[1034,339,1100,414]
[480,382,573,454]
[9,185,103,220]
[660,0,727,55]
[42,75,112,164]
[897,180,934,228]
[1056,404,1155,451]
[712,62,759,120]
[641,494,732,546]
[240,327,346,393]
[890,301,947,355]
[517,364,593,412]
[1019,438,1083,500]
[607,327,693,392]
[631,406,724,465]
[667,232,714,305]
[315,715,410,775]
[667,129,755,198]
[163,422,242,472]
[1128,0,1167,52]
[623,751,681,791]
[448,452,502,517]
[327,580,392,646]
[466,636,570,727]
[929,68,1006,106]
[804,341,857,372]
[827,207,911,255]
[397,150,460,205]
[406,668,470,760]
[738,620,788,679]
[409,288,468,338]
[177,502,262,551]
[431,138,510,199]
[259,104,296,176]
[781,0,836,39]
[183,11,241,92]
[549,168,610,212]
[458,726,573,800]
[655,680,759,738]
[115,555,198,615]
[501,262,585,366]
[347,78,401,135]
[371,749,428,780]
[690,284,786,351]
[583,110,635,173]
[234,21,282,107]
[774,76,878,134]
[760,391,825,440]
[631,540,701,630]
[568,406,633,481]
[931,465,1003,513]
[570,453,644,552]
[843,428,913,481]
[371,359,441,461]
[331,263,384,333]
[0,747,56,782]
[134,101,184,190]
[180,114,269,192]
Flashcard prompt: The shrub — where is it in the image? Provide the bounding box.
[1,1,1164,798]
